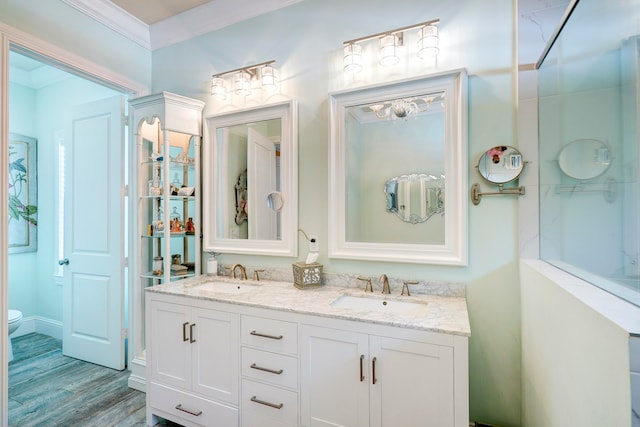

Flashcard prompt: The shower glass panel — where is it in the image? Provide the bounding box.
[538,0,640,307]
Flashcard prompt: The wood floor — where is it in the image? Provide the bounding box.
[8,332,171,427]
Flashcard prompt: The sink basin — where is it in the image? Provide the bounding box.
[194,281,260,294]
[330,295,428,316]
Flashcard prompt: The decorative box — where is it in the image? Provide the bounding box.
[292,262,323,289]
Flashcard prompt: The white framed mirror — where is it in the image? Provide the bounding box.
[328,70,468,265]
[203,100,298,256]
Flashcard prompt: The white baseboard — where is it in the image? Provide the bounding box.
[11,316,63,340]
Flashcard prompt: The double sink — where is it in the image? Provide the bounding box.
[191,280,429,317]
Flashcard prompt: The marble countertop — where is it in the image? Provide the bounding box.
[146,275,471,337]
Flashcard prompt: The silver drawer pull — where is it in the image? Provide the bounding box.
[250,396,284,409]
[250,363,284,375]
[175,404,202,417]
[250,330,283,340]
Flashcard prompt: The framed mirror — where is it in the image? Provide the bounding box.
[328,70,468,265]
[203,100,298,256]
[477,145,524,184]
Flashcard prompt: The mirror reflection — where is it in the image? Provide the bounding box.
[384,174,444,224]
[343,91,446,245]
[557,138,610,180]
[203,100,298,257]
[478,145,524,184]
[216,118,281,240]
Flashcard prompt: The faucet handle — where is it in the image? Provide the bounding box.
[357,276,373,292]
[254,269,265,281]
[401,280,419,296]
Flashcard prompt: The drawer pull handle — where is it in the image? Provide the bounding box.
[250,395,284,410]
[190,323,196,343]
[359,354,365,382]
[250,330,283,340]
[182,322,189,342]
[175,404,202,417]
[372,357,377,385]
[251,363,284,375]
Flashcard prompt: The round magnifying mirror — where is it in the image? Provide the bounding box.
[557,138,610,180]
[266,191,284,212]
[478,145,524,184]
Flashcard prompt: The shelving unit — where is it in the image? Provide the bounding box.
[128,92,205,391]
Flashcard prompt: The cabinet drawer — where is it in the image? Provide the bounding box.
[241,379,298,427]
[242,347,298,390]
[241,315,298,355]
[149,381,238,427]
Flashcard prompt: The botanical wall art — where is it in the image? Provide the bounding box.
[8,133,37,253]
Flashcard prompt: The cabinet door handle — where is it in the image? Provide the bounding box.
[250,363,283,375]
[182,322,189,342]
[175,404,202,417]
[250,330,283,340]
[359,354,365,382]
[250,396,284,409]
[372,357,377,385]
[189,323,196,343]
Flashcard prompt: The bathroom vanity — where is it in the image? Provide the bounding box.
[145,277,470,427]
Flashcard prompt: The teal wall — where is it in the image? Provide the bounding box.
[152,0,521,425]
[3,0,522,425]
[8,83,38,317]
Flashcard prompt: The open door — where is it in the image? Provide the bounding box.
[61,96,126,370]
[247,128,277,240]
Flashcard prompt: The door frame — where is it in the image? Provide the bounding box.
[0,21,148,426]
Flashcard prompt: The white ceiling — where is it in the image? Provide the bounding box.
[109,0,212,25]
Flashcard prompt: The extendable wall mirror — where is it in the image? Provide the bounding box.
[471,145,525,205]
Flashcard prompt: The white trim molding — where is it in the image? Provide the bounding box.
[61,0,151,49]
[62,0,303,51]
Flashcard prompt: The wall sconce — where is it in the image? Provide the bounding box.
[343,19,440,74]
[211,60,278,99]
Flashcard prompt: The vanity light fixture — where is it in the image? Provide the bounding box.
[342,19,440,74]
[211,60,278,99]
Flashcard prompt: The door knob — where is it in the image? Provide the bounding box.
[58,258,69,266]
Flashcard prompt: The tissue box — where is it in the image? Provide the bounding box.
[292,262,323,289]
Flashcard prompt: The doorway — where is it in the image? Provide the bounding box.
[7,48,129,368]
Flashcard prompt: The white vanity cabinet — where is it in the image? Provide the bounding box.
[145,283,469,427]
[146,294,239,427]
[300,323,465,427]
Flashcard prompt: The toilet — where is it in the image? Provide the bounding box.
[8,309,23,362]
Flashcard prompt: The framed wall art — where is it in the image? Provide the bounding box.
[8,133,37,253]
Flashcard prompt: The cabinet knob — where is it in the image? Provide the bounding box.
[58,258,70,266]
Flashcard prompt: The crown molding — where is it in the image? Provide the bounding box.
[149,0,303,50]
[61,0,151,49]
[62,0,303,51]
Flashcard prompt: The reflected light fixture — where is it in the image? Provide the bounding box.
[211,60,277,99]
[368,93,445,121]
[343,19,439,74]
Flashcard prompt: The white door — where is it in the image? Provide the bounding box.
[247,128,277,239]
[62,96,126,370]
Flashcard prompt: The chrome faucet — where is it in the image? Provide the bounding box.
[357,276,373,293]
[231,263,247,280]
[380,274,391,294]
